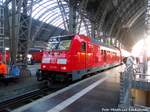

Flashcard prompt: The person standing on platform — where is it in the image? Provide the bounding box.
[0,61,8,77]
[10,64,20,77]
[125,56,135,71]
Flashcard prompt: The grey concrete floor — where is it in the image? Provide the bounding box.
[15,65,124,112]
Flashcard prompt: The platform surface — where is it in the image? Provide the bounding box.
[0,64,41,102]
[13,65,124,112]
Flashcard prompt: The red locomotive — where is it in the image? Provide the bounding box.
[0,51,10,63]
[36,35,121,82]
[28,48,43,64]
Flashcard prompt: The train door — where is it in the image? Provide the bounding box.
[80,41,86,69]
[103,50,107,64]
[87,43,93,68]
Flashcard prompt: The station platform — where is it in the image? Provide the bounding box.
[0,64,41,102]
[13,65,124,112]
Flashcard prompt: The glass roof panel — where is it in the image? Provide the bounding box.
[32,0,67,30]
[32,0,90,35]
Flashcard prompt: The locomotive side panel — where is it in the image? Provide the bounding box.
[67,36,82,71]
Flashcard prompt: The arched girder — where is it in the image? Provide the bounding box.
[39,8,65,22]
[102,0,135,36]
[123,7,145,29]
[32,13,65,41]
[57,0,69,30]
[31,0,69,31]
[32,0,57,13]
[109,0,144,39]
[48,21,68,37]
[121,1,144,28]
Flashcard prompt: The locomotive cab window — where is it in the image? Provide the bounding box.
[104,50,106,55]
[81,42,86,52]
[47,35,74,51]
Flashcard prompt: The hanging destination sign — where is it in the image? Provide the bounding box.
[49,37,60,43]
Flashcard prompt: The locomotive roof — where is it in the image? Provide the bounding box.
[48,35,75,42]
[48,35,119,51]
[49,35,75,39]
[91,38,119,51]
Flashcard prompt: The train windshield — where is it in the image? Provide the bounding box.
[46,36,74,51]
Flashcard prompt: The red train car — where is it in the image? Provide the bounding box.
[36,35,121,81]
[0,51,10,63]
[28,48,43,64]
[0,49,43,64]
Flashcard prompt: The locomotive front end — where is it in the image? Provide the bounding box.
[38,35,74,81]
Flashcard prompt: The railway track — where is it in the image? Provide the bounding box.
[0,83,69,112]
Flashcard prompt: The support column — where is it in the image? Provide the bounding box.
[143,0,150,74]
[114,39,118,47]
[143,41,148,74]
[0,2,5,63]
[10,0,17,64]
[18,0,33,65]
[91,23,95,38]
[68,0,77,34]
[57,0,68,31]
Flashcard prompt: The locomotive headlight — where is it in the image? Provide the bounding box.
[27,54,32,61]
[27,54,32,59]
[57,58,67,64]
[42,65,46,69]
[61,66,66,70]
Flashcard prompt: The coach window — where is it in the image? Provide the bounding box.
[81,42,86,52]
[101,50,103,55]
[103,50,106,61]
